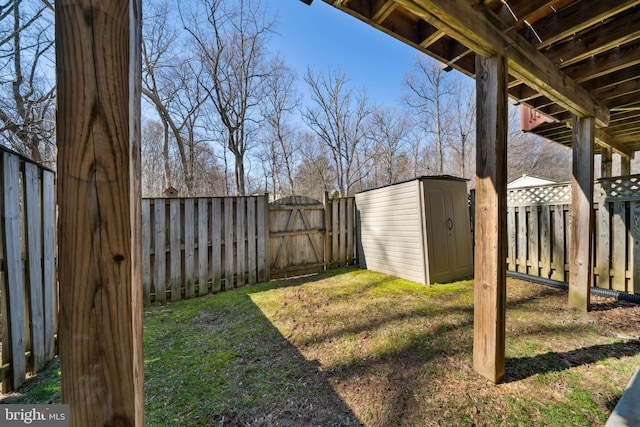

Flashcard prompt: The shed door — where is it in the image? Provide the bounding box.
[425,181,473,283]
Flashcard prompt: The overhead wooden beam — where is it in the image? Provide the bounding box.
[568,115,595,312]
[392,0,610,127]
[473,54,508,384]
[56,0,144,425]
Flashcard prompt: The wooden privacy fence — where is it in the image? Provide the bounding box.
[506,176,640,295]
[0,147,57,392]
[269,195,355,278]
[141,194,356,304]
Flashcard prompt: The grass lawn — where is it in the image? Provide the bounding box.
[2,267,639,426]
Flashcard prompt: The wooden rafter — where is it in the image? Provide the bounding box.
[542,9,640,68]
[372,0,396,23]
[392,0,610,126]
[525,0,640,48]
[492,0,559,32]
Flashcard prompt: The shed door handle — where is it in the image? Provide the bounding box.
[447,218,454,230]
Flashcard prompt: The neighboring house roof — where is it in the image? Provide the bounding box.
[507,175,557,189]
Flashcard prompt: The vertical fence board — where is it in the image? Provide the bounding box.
[141,199,150,305]
[236,198,246,287]
[631,201,640,294]
[0,265,8,393]
[564,205,572,280]
[517,208,527,273]
[346,198,354,264]
[611,201,627,292]
[184,199,195,299]
[323,193,331,270]
[339,199,347,266]
[529,206,539,276]
[224,198,234,289]
[540,205,551,279]
[551,205,565,281]
[257,195,268,282]
[247,198,257,285]
[596,202,611,289]
[198,199,209,296]
[2,153,26,389]
[42,170,56,361]
[24,163,45,372]
[153,201,166,303]
[211,198,222,292]
[170,199,181,301]
[332,200,339,268]
[507,207,516,271]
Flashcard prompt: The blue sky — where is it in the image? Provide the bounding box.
[267,0,421,107]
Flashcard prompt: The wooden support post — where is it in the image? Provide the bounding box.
[569,115,594,312]
[620,155,631,176]
[601,147,612,178]
[473,54,508,384]
[56,0,144,425]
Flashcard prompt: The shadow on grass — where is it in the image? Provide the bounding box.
[144,276,364,426]
[589,299,640,312]
[504,340,640,383]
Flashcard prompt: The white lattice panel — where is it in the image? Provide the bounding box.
[507,183,572,206]
[595,174,640,202]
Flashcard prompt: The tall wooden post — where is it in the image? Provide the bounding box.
[568,115,594,312]
[56,1,144,425]
[620,155,631,176]
[473,55,508,384]
[601,147,612,178]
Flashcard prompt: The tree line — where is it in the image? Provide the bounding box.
[1,0,574,201]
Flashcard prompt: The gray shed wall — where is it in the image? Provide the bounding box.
[355,180,427,284]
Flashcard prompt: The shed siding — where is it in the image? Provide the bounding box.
[356,180,426,284]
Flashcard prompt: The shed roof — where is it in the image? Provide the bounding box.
[356,175,469,194]
[313,0,640,158]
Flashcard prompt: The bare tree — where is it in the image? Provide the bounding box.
[403,57,456,175]
[295,133,335,201]
[185,0,275,196]
[260,57,300,197]
[508,105,571,183]
[303,67,374,197]
[141,121,172,197]
[0,0,55,163]
[142,1,212,196]
[368,106,411,186]
[446,77,475,179]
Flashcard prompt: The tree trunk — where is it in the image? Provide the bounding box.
[234,151,246,195]
[162,119,170,190]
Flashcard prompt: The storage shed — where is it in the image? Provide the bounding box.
[355,176,473,284]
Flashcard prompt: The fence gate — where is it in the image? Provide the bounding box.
[269,196,326,278]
